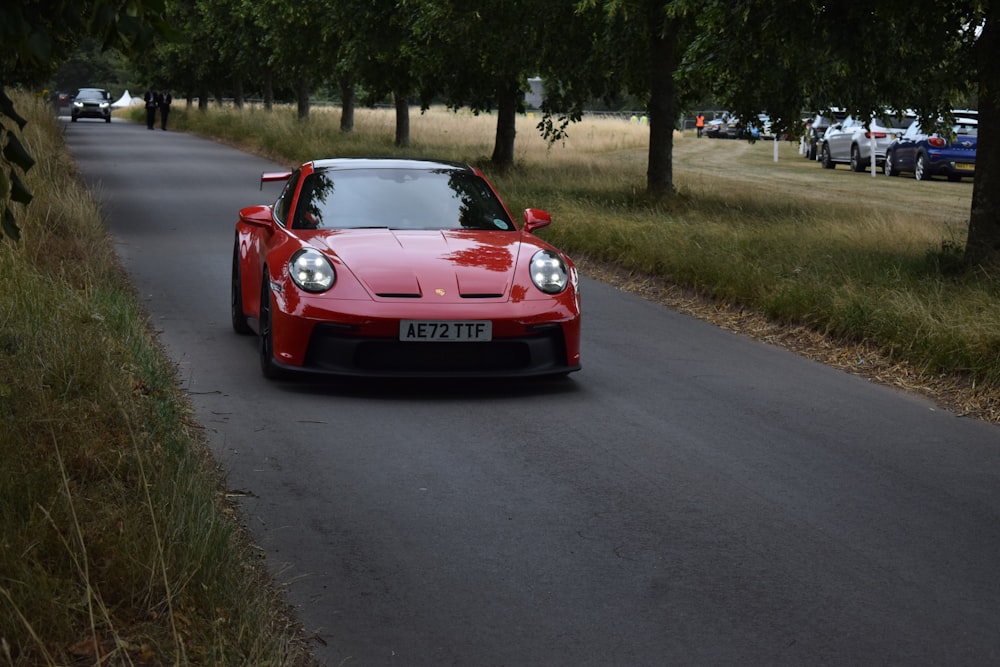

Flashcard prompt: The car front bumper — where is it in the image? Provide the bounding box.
[269,292,582,378]
[72,106,111,120]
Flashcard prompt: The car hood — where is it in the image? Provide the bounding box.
[311,228,532,301]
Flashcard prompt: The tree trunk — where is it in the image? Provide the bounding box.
[233,77,244,109]
[394,92,410,147]
[296,76,310,120]
[340,77,355,133]
[491,80,519,171]
[646,5,678,198]
[198,88,208,112]
[964,5,1000,266]
[263,69,273,112]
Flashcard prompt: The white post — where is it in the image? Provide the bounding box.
[774,135,779,162]
[870,118,877,177]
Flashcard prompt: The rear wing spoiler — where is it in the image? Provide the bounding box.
[260,171,292,190]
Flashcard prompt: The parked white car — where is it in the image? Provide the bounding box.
[820,113,916,172]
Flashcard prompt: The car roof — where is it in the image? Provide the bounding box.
[309,158,473,173]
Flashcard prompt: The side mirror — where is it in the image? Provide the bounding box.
[523,208,551,234]
[239,205,275,230]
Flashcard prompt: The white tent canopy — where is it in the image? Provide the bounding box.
[111,90,141,108]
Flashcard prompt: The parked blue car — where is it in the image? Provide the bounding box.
[883,116,978,181]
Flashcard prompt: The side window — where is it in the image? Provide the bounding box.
[293,172,337,229]
[273,170,302,227]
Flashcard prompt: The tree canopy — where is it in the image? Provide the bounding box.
[1,0,168,242]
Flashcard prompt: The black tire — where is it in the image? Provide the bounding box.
[821,144,835,169]
[883,150,898,177]
[915,153,931,181]
[231,243,253,335]
[947,174,962,182]
[71,115,77,122]
[849,145,865,172]
[105,116,111,123]
[258,274,285,379]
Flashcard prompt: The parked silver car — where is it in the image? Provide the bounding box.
[820,112,915,171]
[804,109,847,160]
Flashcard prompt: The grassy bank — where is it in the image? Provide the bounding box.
[131,103,998,407]
[1,93,315,665]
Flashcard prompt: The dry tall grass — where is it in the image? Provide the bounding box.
[2,92,315,666]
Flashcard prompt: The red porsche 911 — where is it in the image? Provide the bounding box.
[232,158,581,379]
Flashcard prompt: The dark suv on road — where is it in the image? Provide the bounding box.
[71,88,112,123]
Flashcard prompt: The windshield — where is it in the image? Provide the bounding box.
[292,168,516,232]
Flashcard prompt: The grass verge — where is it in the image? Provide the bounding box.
[1,92,315,665]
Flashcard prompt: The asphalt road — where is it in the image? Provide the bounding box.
[65,116,1000,665]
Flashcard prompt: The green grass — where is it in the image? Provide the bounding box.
[2,93,314,666]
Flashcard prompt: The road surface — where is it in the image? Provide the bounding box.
[66,116,1000,665]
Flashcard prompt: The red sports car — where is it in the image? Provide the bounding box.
[232,158,581,378]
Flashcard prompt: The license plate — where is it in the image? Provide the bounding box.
[400,320,492,342]
[955,163,974,171]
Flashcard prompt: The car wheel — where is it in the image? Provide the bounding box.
[883,150,898,177]
[850,145,865,172]
[915,153,930,181]
[821,144,835,169]
[105,116,111,123]
[258,274,285,379]
[231,243,253,335]
[71,115,77,122]
[947,174,962,182]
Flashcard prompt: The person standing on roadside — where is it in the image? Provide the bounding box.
[144,89,159,130]
[696,112,705,138]
[159,90,173,130]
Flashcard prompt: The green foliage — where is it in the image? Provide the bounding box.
[52,38,133,94]
[0,89,32,243]
[683,1,985,143]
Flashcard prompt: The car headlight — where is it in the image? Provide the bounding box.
[289,248,335,293]
[530,250,568,294]
[99,102,110,108]
[73,101,83,108]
